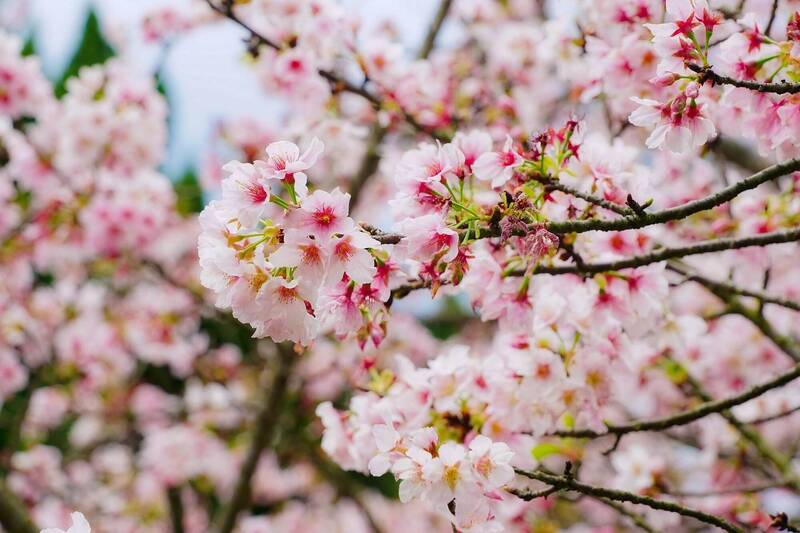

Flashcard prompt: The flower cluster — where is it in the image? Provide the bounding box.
[199,139,393,346]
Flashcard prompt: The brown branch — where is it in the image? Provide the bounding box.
[548,362,800,438]
[689,63,800,95]
[678,362,798,487]
[167,487,185,533]
[670,264,800,313]
[529,228,800,276]
[0,478,37,533]
[417,0,453,60]
[542,180,636,217]
[667,481,795,498]
[749,405,800,425]
[349,0,453,208]
[216,343,295,533]
[369,158,800,244]
[514,469,746,533]
[203,0,446,141]
[765,0,780,36]
[302,439,385,533]
[594,497,658,533]
[536,157,800,235]
[669,261,800,362]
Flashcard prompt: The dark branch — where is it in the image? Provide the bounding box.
[548,362,800,438]
[514,469,746,533]
[689,63,800,95]
[594,497,657,533]
[216,344,295,533]
[529,228,800,276]
[203,0,446,141]
[541,180,635,217]
[167,488,185,533]
[349,0,453,208]
[0,479,38,533]
[670,263,800,313]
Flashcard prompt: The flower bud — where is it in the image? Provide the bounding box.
[650,73,680,87]
[684,81,701,99]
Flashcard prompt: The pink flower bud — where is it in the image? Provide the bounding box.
[650,73,679,87]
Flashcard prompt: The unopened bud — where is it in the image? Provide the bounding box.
[650,73,680,87]
[788,12,800,42]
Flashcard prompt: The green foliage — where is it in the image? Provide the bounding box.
[531,442,562,461]
[422,296,474,340]
[173,169,205,216]
[21,33,36,57]
[200,314,257,355]
[348,471,400,499]
[55,9,115,98]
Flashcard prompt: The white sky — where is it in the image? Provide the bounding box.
[22,0,449,176]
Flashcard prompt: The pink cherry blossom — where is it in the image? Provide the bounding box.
[472,135,524,188]
[40,512,91,533]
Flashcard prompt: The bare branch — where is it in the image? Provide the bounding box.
[349,0,454,208]
[548,362,800,438]
[513,468,746,533]
[530,228,800,275]
[689,63,800,95]
[216,344,295,533]
[0,478,38,533]
[167,488,185,533]
[669,263,800,313]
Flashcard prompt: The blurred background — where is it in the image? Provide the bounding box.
[6,0,459,177]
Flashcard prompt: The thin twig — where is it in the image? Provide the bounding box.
[547,362,800,438]
[529,228,800,276]
[667,481,793,498]
[203,0,446,141]
[349,0,453,208]
[542,180,636,216]
[749,405,800,425]
[678,362,797,487]
[670,264,800,313]
[670,261,800,362]
[765,0,780,36]
[689,63,800,95]
[593,497,658,533]
[514,469,745,533]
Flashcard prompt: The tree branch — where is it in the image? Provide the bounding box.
[669,263,800,313]
[366,158,800,244]
[670,261,800,362]
[216,343,295,533]
[167,487,185,533]
[548,362,800,438]
[678,363,797,487]
[513,468,746,533]
[529,228,800,276]
[749,405,800,425]
[541,180,636,217]
[689,63,800,95]
[417,0,453,60]
[349,0,453,209]
[203,0,446,141]
[538,157,800,234]
[594,497,658,533]
[0,478,38,533]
